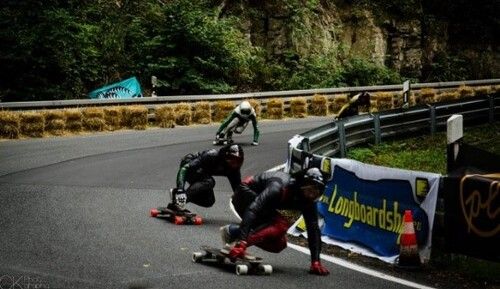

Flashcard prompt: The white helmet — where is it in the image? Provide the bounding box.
[239,101,252,115]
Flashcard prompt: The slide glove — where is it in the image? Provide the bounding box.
[309,261,329,275]
[228,241,247,261]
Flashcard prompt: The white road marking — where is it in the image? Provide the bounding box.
[288,243,436,289]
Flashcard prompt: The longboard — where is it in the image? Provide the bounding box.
[192,245,272,275]
[149,207,202,225]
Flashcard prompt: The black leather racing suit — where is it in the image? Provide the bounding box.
[233,171,322,262]
[176,148,241,207]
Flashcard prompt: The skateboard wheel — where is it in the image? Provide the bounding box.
[174,216,184,225]
[192,252,204,263]
[236,264,248,275]
[150,208,159,217]
[193,216,203,225]
[259,264,273,275]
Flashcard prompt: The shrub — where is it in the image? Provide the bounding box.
[156,105,176,128]
[266,98,284,119]
[20,112,45,137]
[309,94,328,116]
[192,102,211,124]
[290,97,307,118]
[0,111,20,139]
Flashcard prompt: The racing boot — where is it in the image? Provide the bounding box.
[167,188,189,213]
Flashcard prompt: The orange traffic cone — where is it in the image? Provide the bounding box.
[397,210,421,269]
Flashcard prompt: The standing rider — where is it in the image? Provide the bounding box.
[215,101,260,146]
[168,144,244,212]
[221,167,330,275]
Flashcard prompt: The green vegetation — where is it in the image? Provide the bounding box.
[347,123,500,174]
[0,1,496,102]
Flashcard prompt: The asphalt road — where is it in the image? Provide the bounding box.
[0,117,416,289]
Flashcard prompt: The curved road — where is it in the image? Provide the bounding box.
[0,117,421,289]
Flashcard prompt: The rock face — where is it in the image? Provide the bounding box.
[220,0,498,79]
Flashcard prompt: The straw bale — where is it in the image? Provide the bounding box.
[175,103,192,126]
[213,101,235,122]
[20,112,45,137]
[192,102,211,124]
[266,98,284,119]
[248,99,261,118]
[456,85,475,98]
[104,107,122,131]
[290,97,307,118]
[329,94,348,114]
[309,94,328,116]
[155,105,176,128]
[43,110,66,135]
[0,111,20,139]
[64,109,82,133]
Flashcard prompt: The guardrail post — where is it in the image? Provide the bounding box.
[338,121,346,158]
[489,95,495,123]
[373,114,381,145]
[430,105,436,135]
[301,138,311,152]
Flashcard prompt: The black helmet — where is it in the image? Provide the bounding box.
[221,144,244,169]
[302,167,325,192]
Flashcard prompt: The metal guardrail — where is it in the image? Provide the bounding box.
[289,94,499,162]
[1,79,499,110]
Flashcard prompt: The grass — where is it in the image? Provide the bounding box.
[347,123,500,174]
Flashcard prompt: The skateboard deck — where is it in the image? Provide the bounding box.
[192,245,272,275]
[212,139,234,145]
[149,207,202,225]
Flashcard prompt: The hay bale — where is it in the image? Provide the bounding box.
[82,107,105,131]
[174,103,192,126]
[192,102,211,124]
[123,106,148,130]
[0,110,20,139]
[309,94,328,116]
[82,107,104,119]
[436,91,459,102]
[373,92,394,111]
[64,109,82,133]
[44,110,66,135]
[248,99,261,118]
[329,94,348,114]
[104,107,122,131]
[20,111,45,137]
[473,86,491,97]
[213,101,235,122]
[417,88,437,104]
[266,98,284,119]
[290,97,307,118]
[155,105,176,128]
[456,85,475,98]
